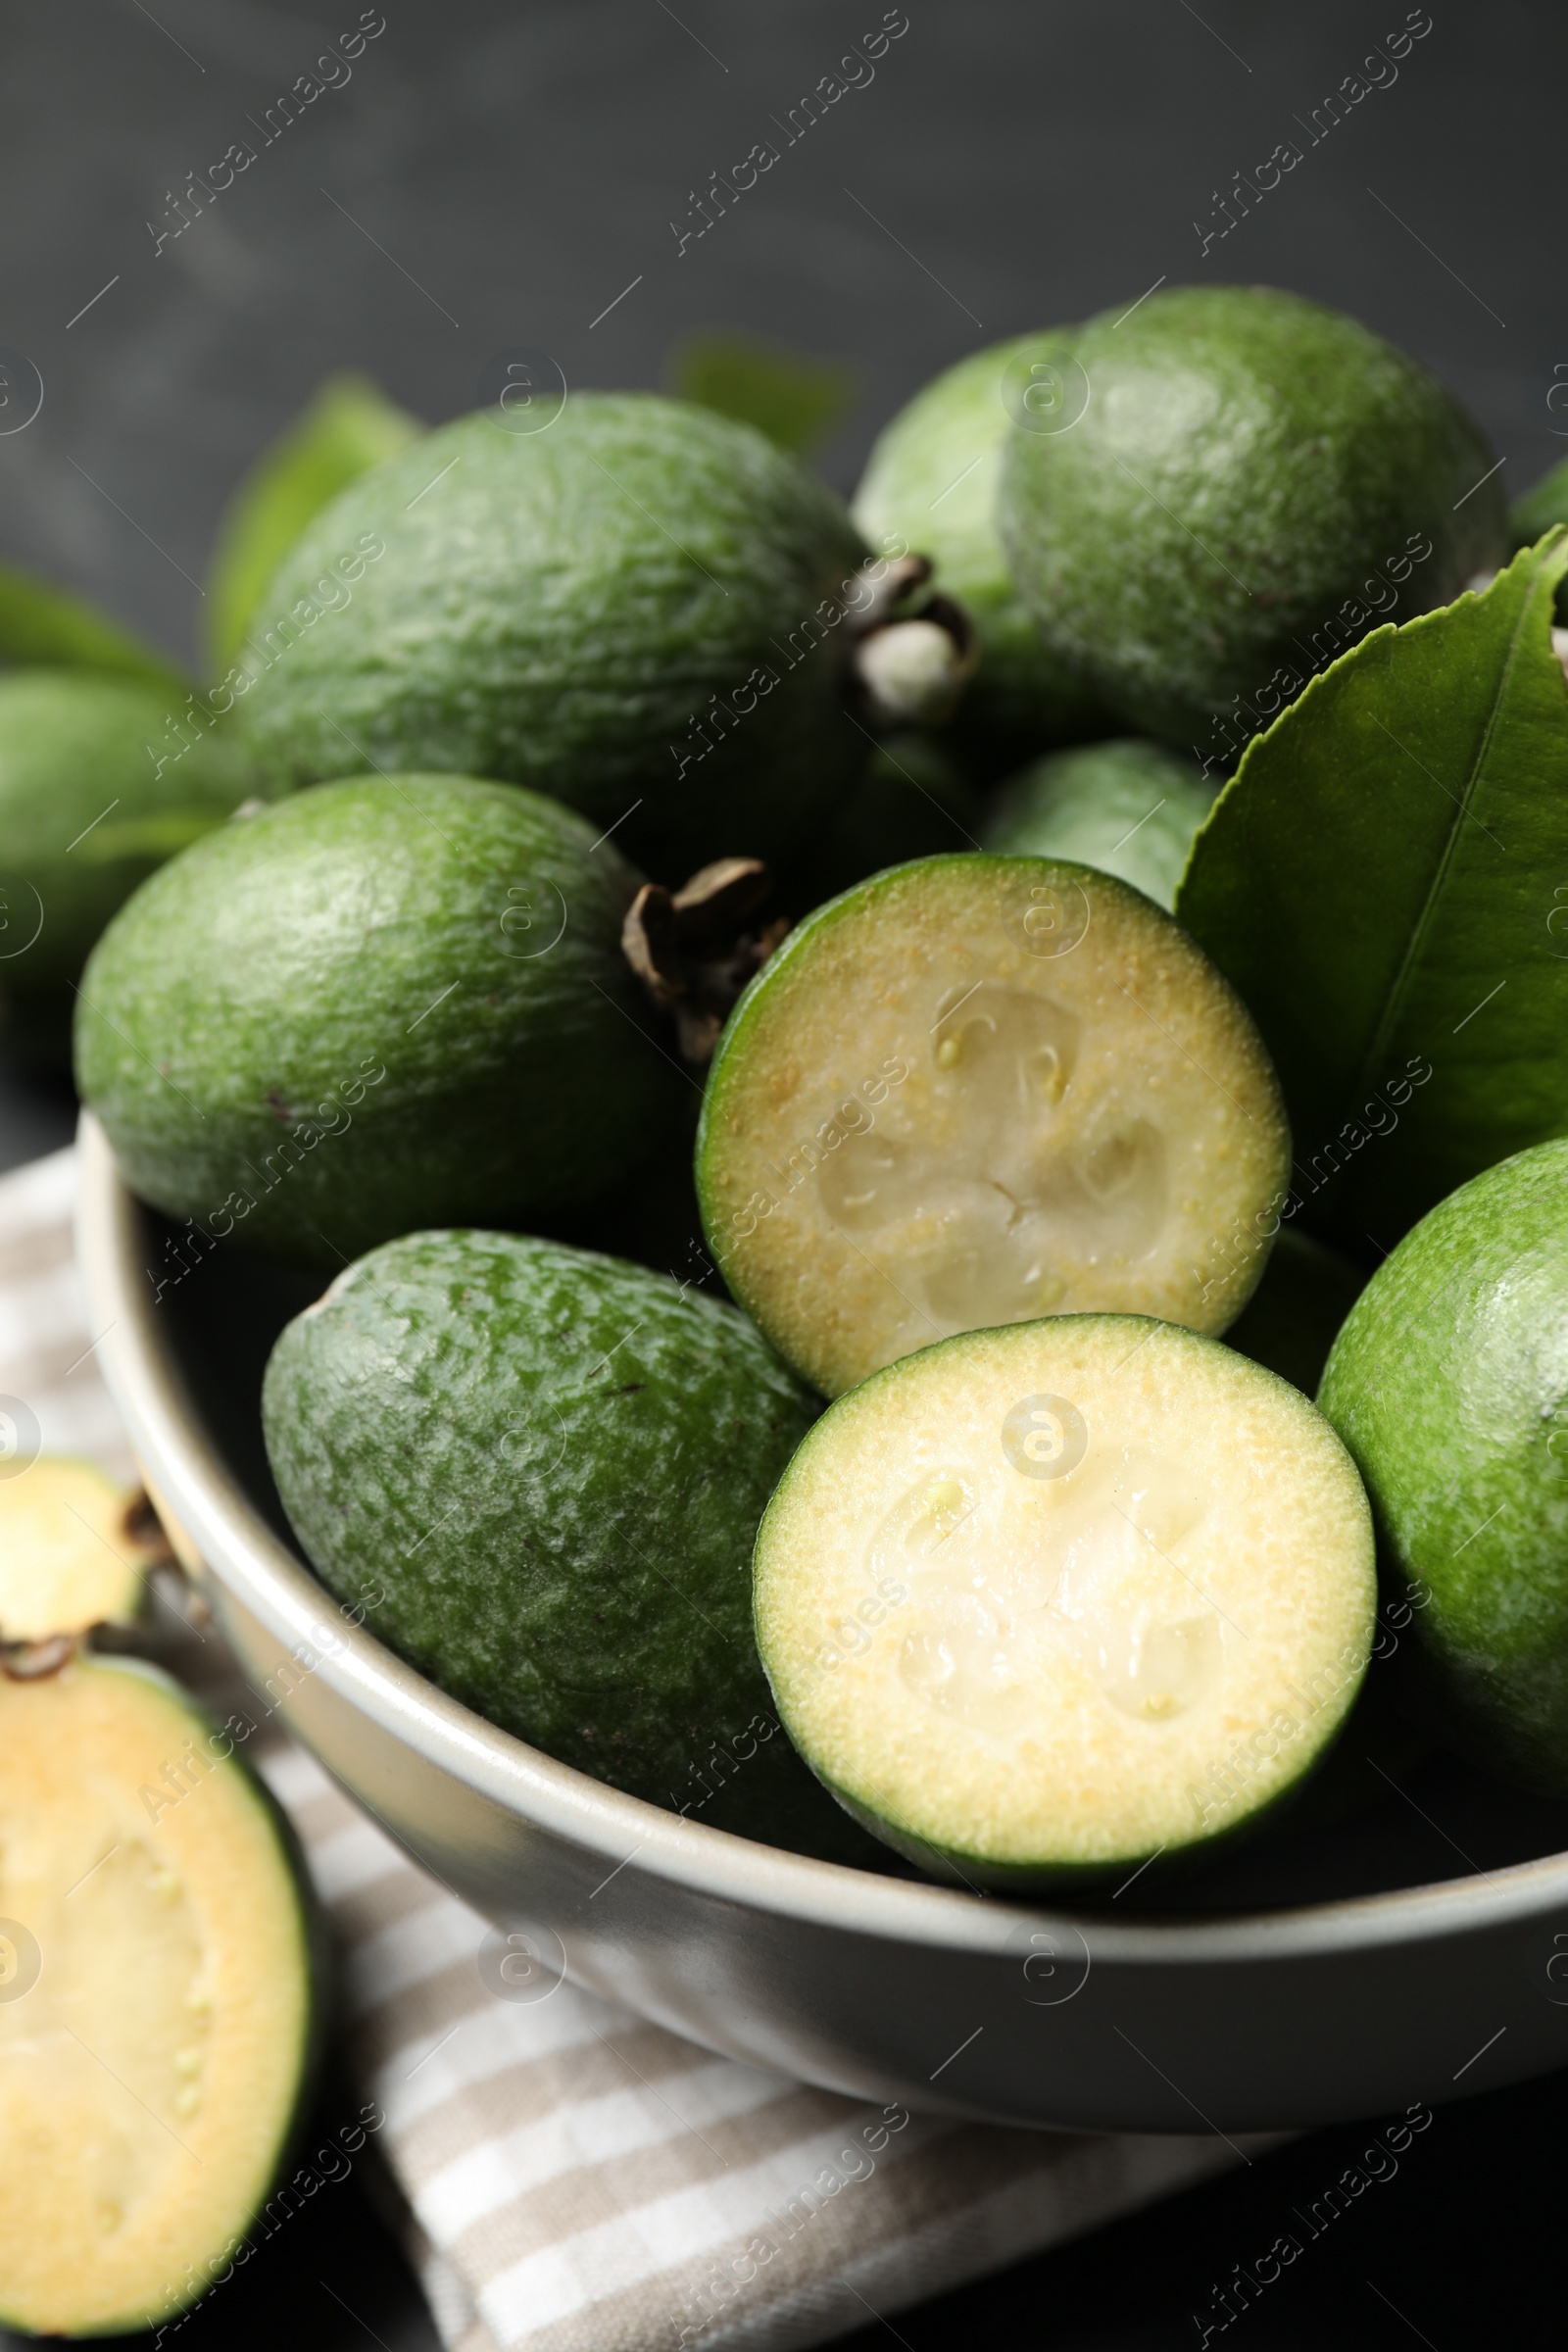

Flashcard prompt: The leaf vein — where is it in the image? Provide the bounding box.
[1346,573,1544,1113]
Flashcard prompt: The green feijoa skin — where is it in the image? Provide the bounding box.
[1318,1141,1568,1794]
[754,1315,1375,1886]
[999,284,1508,756]
[1223,1227,1367,1399]
[0,1654,324,2337]
[983,737,1217,912]
[74,775,680,1266]
[262,1229,875,1857]
[0,671,267,1063]
[236,394,874,877]
[852,334,1113,765]
[696,853,1290,1399]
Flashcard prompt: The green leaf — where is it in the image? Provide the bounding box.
[207,371,422,673]
[1175,531,1568,1248]
[0,562,186,692]
[667,331,856,457]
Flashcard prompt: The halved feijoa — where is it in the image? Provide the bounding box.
[0,1653,320,2335]
[0,1457,164,1640]
[754,1315,1376,1885]
[697,854,1290,1397]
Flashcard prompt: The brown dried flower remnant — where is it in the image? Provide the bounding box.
[622,858,789,1063]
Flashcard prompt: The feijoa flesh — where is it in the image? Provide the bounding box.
[0,1457,166,1641]
[262,1229,873,1857]
[0,1653,321,2336]
[237,395,873,875]
[755,1315,1375,1884]
[74,775,677,1264]
[697,854,1290,1397]
[1318,1140,1568,1793]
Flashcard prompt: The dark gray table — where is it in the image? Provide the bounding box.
[2,2,1562,2342]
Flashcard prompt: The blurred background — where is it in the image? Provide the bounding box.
[2,0,1559,676]
[2,2,1563,2343]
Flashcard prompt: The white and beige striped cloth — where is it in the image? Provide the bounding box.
[2,1145,1257,2352]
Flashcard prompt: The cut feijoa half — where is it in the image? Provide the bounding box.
[0,1458,164,1641]
[0,1653,321,2336]
[696,854,1290,1397]
[754,1316,1376,1885]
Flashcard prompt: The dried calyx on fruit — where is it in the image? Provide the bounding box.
[846,552,977,728]
[0,1632,78,1681]
[622,858,791,1062]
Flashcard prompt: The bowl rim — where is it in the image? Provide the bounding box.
[75,1111,1568,1968]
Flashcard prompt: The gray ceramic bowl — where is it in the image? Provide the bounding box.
[76,1113,1568,2132]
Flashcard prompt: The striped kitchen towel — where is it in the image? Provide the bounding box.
[2,1143,1261,2352]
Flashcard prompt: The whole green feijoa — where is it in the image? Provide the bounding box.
[236,396,875,876]
[0,671,267,1062]
[74,775,677,1264]
[983,737,1216,912]
[1317,1142,1568,1791]
[262,1230,861,1851]
[999,285,1507,754]
[853,334,1112,762]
